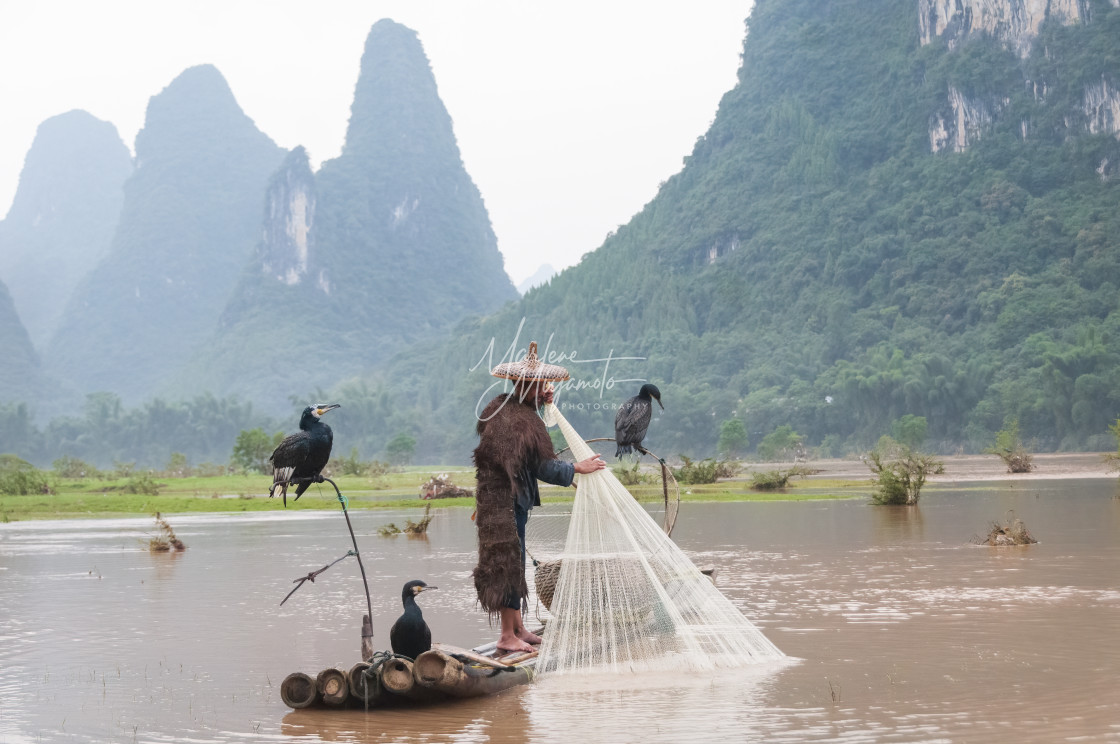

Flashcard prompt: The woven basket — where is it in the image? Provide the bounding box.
[534,559,562,611]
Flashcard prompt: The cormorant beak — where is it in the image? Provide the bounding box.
[655,396,664,410]
[416,585,438,594]
[315,404,341,416]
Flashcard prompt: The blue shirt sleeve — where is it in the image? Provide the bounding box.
[534,458,575,488]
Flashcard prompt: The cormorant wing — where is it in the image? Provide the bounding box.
[614,398,652,445]
[270,431,312,485]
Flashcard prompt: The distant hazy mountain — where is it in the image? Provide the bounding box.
[517,264,557,294]
[0,278,40,404]
[0,110,132,345]
[45,65,284,401]
[180,20,517,410]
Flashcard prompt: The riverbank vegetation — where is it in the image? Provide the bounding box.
[0,461,875,521]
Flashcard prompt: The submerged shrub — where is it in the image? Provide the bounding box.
[986,419,1035,474]
[750,466,814,491]
[867,449,942,505]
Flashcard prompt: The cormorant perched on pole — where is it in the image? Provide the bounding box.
[614,383,663,458]
[390,580,437,659]
[269,403,340,506]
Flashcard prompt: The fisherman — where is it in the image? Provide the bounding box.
[472,342,605,653]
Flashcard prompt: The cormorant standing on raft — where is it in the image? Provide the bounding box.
[614,384,663,458]
[390,580,437,659]
[268,403,340,506]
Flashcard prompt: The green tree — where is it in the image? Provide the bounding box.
[231,428,282,473]
[165,452,190,476]
[386,432,417,466]
[757,425,802,461]
[717,418,749,458]
[891,415,928,450]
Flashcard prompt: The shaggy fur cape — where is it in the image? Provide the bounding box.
[472,393,556,615]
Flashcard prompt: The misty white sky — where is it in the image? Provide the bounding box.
[0,1,751,286]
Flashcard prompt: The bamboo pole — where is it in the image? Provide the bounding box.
[360,614,374,661]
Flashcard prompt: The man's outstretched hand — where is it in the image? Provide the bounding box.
[574,454,606,474]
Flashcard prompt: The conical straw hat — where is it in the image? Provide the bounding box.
[490,341,569,382]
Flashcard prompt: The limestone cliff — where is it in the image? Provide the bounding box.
[919,0,1089,57]
[1084,76,1120,136]
[921,0,1120,152]
[258,147,316,287]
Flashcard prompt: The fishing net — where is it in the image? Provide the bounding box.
[527,436,680,615]
[536,403,785,675]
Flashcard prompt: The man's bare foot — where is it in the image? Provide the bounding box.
[517,628,542,645]
[497,636,534,654]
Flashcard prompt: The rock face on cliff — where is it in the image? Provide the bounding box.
[0,110,132,345]
[46,65,284,401]
[257,146,317,288]
[922,0,1120,153]
[180,20,517,409]
[919,0,1089,57]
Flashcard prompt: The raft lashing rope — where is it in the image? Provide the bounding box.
[536,403,785,676]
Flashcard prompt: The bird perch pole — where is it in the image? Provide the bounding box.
[283,475,376,659]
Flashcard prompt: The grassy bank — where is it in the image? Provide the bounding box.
[0,465,870,522]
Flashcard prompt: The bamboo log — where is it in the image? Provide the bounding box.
[316,667,349,707]
[380,658,415,695]
[348,662,381,707]
[280,672,319,709]
[379,657,446,702]
[414,649,534,698]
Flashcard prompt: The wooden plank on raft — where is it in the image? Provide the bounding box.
[431,643,510,669]
[497,649,539,665]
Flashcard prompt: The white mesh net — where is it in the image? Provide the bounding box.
[537,403,785,675]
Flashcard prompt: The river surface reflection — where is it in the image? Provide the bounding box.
[1,478,1118,743]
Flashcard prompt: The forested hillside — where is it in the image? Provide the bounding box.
[335,0,1120,462]
[4,1,1120,467]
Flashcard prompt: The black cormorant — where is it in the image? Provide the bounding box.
[390,580,437,659]
[268,403,340,506]
[614,383,663,458]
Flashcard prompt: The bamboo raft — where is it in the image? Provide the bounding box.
[280,638,539,710]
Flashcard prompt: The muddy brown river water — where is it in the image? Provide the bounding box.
[1,473,1118,743]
